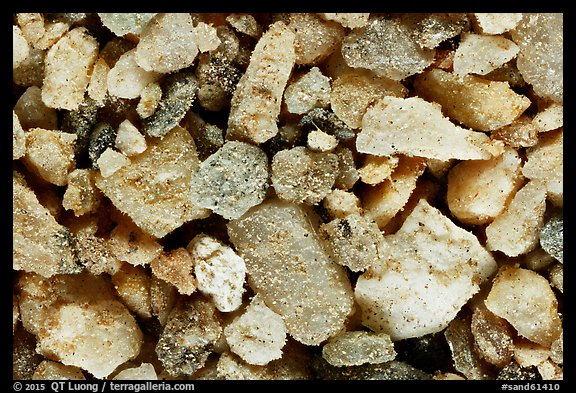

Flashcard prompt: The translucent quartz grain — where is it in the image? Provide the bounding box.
[283,66,331,115]
[341,16,435,81]
[107,49,160,100]
[113,363,158,380]
[485,180,547,257]
[446,147,524,225]
[227,199,354,346]
[98,13,156,37]
[13,46,45,87]
[401,13,469,49]
[511,13,563,102]
[32,360,86,380]
[471,304,515,367]
[94,125,209,238]
[286,13,344,66]
[453,33,520,77]
[13,172,81,277]
[190,141,269,220]
[485,266,562,347]
[227,21,295,144]
[356,199,497,341]
[522,130,563,207]
[135,13,198,74]
[23,128,77,186]
[14,85,58,130]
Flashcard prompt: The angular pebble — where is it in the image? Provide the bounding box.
[453,33,519,77]
[485,180,547,257]
[135,13,198,73]
[97,148,130,178]
[18,272,143,379]
[474,13,523,34]
[187,234,247,312]
[447,147,524,225]
[107,49,160,99]
[414,69,531,131]
[23,128,77,186]
[115,119,147,157]
[190,141,269,220]
[355,199,497,341]
[284,66,331,115]
[330,70,407,129]
[95,125,209,238]
[357,96,499,160]
[41,27,99,110]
